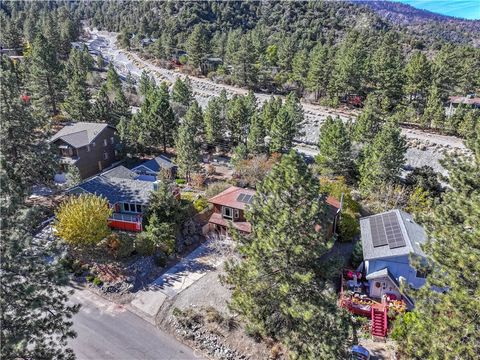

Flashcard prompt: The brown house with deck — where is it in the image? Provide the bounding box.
[50,122,120,181]
[204,186,342,237]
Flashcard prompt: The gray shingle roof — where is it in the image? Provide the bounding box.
[69,166,153,205]
[134,155,176,173]
[360,210,427,261]
[102,166,138,180]
[50,122,112,148]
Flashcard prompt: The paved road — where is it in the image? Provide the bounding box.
[69,290,203,360]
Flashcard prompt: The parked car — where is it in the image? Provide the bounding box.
[351,345,370,360]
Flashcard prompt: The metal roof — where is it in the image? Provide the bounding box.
[133,155,176,173]
[102,165,138,180]
[360,210,427,261]
[50,122,113,148]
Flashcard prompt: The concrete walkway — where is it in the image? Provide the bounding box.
[129,241,223,322]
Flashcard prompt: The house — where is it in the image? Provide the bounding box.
[131,155,177,181]
[204,186,342,236]
[50,122,119,181]
[447,94,480,117]
[68,164,180,232]
[359,209,428,308]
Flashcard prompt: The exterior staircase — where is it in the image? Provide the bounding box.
[371,303,388,337]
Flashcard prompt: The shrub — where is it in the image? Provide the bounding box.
[93,277,103,286]
[338,213,360,242]
[176,178,186,185]
[86,274,95,282]
[351,240,364,268]
[205,182,231,198]
[105,233,134,258]
[134,232,155,255]
[55,194,112,247]
[191,173,206,188]
[193,197,209,212]
[154,251,168,267]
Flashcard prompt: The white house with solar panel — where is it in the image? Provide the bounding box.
[359,209,428,308]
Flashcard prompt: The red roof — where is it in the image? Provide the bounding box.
[208,186,256,210]
[449,96,480,106]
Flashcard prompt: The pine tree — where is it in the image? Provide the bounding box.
[354,94,385,143]
[92,84,112,123]
[111,87,131,126]
[139,82,175,152]
[1,56,56,210]
[371,32,404,108]
[138,70,155,97]
[392,129,480,359]
[306,43,331,100]
[63,73,91,122]
[359,120,407,192]
[186,24,208,69]
[330,30,367,99]
[106,63,122,93]
[291,49,309,93]
[175,118,200,182]
[184,100,204,136]
[227,95,249,146]
[204,97,224,146]
[269,92,304,153]
[431,44,460,100]
[223,150,350,359]
[422,84,445,129]
[404,51,431,114]
[231,35,257,87]
[247,112,266,155]
[1,212,79,359]
[171,76,193,106]
[260,96,282,133]
[27,34,64,117]
[315,116,353,177]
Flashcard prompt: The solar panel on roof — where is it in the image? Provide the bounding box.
[237,194,246,202]
[369,212,407,249]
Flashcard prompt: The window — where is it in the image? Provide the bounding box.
[114,150,119,157]
[92,142,96,147]
[86,145,91,152]
[103,152,109,160]
[222,206,233,219]
[234,209,240,219]
[110,137,114,144]
[136,204,142,213]
[103,139,108,147]
[416,269,428,279]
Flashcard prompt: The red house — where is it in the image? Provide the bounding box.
[204,186,342,237]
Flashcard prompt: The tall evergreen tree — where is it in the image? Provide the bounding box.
[354,94,386,144]
[224,150,350,359]
[315,116,353,177]
[27,34,64,117]
[171,76,193,106]
[184,100,204,136]
[422,84,445,129]
[175,117,200,182]
[138,70,155,97]
[291,49,309,93]
[204,97,224,146]
[359,120,407,192]
[106,63,122,93]
[231,35,257,87]
[393,129,480,359]
[186,24,208,69]
[306,43,331,100]
[371,32,404,108]
[269,93,304,153]
[92,84,112,123]
[404,51,431,114]
[246,112,266,155]
[227,95,249,146]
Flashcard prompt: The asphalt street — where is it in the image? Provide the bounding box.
[69,289,203,360]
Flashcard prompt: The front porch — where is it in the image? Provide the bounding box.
[109,212,143,232]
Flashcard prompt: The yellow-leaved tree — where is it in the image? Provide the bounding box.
[55,194,112,246]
